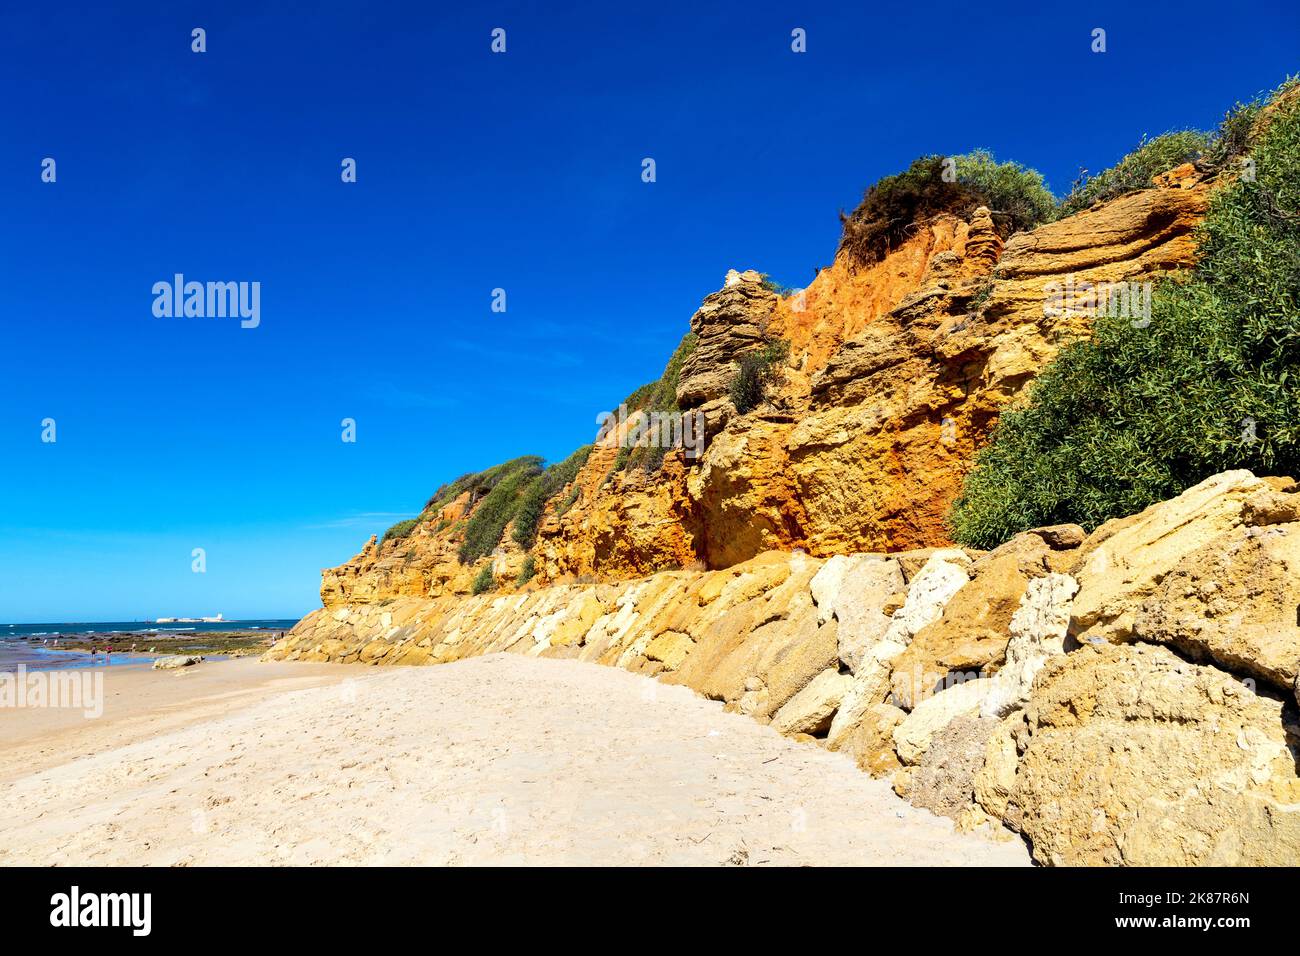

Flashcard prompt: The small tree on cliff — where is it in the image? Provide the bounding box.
[838,151,1056,267]
[471,563,495,595]
[729,340,790,414]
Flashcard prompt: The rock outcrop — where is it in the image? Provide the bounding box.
[319,160,1213,608]
[996,642,1300,866]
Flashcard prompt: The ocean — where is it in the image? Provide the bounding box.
[1,619,299,639]
[0,619,301,672]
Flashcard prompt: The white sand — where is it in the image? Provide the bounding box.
[0,654,1029,866]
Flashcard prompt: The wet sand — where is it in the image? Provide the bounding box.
[0,655,1029,866]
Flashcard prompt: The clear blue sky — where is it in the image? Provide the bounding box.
[1,2,1296,622]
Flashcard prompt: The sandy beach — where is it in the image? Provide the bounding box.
[0,655,1027,866]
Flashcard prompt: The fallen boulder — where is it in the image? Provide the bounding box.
[1000,642,1300,866]
[153,655,204,670]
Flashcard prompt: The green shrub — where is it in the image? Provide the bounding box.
[471,563,495,595]
[557,483,582,516]
[759,274,799,297]
[380,518,418,546]
[511,445,594,548]
[618,332,701,473]
[1058,130,1210,217]
[457,456,545,563]
[840,152,1056,267]
[516,555,537,587]
[728,339,790,414]
[952,150,1057,235]
[949,86,1300,549]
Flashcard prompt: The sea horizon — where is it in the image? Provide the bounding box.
[1,618,302,638]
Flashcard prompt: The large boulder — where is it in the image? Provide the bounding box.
[893,678,991,765]
[770,666,853,736]
[979,573,1079,719]
[1002,642,1300,866]
[809,554,905,672]
[909,715,1000,820]
[1070,470,1280,641]
[1070,470,1300,694]
[153,654,204,670]
[1134,522,1300,693]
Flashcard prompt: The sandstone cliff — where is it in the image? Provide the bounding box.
[319,161,1210,605]
[279,96,1300,866]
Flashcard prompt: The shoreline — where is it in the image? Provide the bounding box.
[1,629,285,671]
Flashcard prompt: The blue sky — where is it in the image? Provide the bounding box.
[1,1,1296,621]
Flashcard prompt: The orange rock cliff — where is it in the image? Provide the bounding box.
[317,162,1209,607]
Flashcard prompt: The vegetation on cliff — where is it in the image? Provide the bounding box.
[457,456,545,562]
[471,563,495,594]
[380,517,419,546]
[1057,92,1283,217]
[729,339,790,413]
[1057,130,1211,217]
[838,150,1056,266]
[615,331,699,473]
[512,445,593,547]
[950,86,1300,549]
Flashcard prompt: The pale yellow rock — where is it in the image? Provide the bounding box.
[644,631,695,671]
[972,714,1024,823]
[770,667,852,736]
[1007,642,1300,866]
[893,678,991,765]
[1069,470,1271,643]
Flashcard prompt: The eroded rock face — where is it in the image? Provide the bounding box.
[1002,642,1300,866]
[317,169,1211,601]
[675,269,778,437]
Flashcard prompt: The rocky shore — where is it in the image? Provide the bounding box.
[269,471,1300,865]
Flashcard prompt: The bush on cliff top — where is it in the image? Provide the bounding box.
[948,86,1300,549]
[839,151,1055,267]
[1057,130,1211,218]
[1055,83,1298,218]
